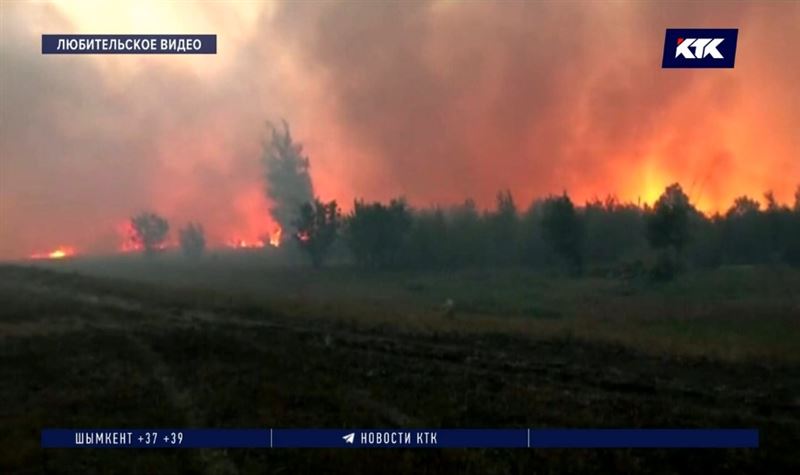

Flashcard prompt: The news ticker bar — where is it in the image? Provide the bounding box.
[42,429,759,449]
[42,34,217,54]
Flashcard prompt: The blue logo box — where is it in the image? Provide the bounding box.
[662,29,738,68]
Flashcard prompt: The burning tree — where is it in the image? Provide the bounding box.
[294,199,341,268]
[130,212,169,256]
[262,120,314,243]
[179,222,206,258]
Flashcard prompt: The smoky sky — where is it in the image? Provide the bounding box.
[1,1,798,258]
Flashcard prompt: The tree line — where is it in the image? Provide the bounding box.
[289,183,800,278]
[129,180,800,280]
[128,123,800,280]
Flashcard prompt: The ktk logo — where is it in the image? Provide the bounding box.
[662,29,738,68]
[675,38,724,59]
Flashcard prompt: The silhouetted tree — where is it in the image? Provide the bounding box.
[788,186,800,265]
[727,196,760,217]
[488,190,519,266]
[540,192,584,274]
[721,196,765,264]
[762,190,795,263]
[646,183,692,253]
[447,199,489,267]
[131,212,169,256]
[346,198,412,269]
[406,208,450,268]
[794,185,800,212]
[294,199,341,268]
[179,222,206,258]
[583,195,645,264]
[520,200,549,267]
[687,211,723,269]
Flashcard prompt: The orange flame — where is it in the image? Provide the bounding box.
[116,220,174,252]
[117,221,141,252]
[29,246,76,260]
[269,227,282,247]
[225,227,282,250]
[226,238,266,249]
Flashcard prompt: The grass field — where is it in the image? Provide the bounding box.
[1,257,799,473]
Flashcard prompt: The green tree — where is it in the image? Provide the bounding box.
[346,198,412,269]
[294,199,341,268]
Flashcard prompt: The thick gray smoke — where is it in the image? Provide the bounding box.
[262,121,314,235]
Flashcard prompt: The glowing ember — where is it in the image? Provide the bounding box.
[30,246,76,260]
[226,238,266,249]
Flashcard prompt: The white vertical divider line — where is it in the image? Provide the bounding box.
[270,428,273,448]
[527,429,530,448]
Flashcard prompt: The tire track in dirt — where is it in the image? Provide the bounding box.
[124,331,240,475]
[5,280,240,474]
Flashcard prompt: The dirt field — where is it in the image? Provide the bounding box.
[1,264,798,474]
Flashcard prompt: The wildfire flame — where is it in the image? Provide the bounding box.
[42,221,287,255]
[117,221,143,252]
[269,227,282,247]
[227,227,282,249]
[226,238,266,249]
[116,220,174,252]
[29,246,76,260]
